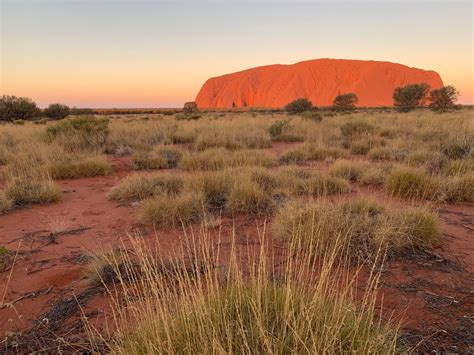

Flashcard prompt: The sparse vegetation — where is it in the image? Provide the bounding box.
[1,108,472,353]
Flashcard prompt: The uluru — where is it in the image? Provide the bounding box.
[195,59,444,108]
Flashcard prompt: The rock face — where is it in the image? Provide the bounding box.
[195,59,443,108]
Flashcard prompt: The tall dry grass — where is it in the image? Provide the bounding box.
[85,228,398,354]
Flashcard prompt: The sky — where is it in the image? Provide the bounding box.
[1,0,473,107]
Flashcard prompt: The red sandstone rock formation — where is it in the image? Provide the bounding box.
[195,59,443,108]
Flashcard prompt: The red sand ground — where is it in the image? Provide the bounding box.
[0,146,472,352]
[195,59,443,108]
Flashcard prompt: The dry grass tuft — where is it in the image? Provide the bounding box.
[273,198,440,261]
[108,174,184,202]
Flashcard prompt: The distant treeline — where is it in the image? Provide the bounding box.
[0,83,468,122]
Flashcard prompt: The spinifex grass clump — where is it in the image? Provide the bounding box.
[132,146,184,170]
[108,174,184,202]
[273,198,440,261]
[0,192,13,214]
[49,156,110,179]
[44,116,110,152]
[385,167,437,200]
[88,232,398,354]
[131,167,350,228]
[3,152,62,207]
[180,148,276,171]
[279,143,349,164]
[329,160,391,185]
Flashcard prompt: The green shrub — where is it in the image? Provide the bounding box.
[429,85,459,112]
[0,95,42,122]
[393,83,430,112]
[332,93,358,112]
[44,103,71,120]
[284,98,313,114]
[183,101,198,114]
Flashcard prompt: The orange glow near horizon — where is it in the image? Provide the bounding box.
[1,1,472,107]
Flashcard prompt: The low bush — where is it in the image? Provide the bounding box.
[393,83,430,112]
[109,174,184,202]
[440,139,472,159]
[437,174,474,203]
[194,129,271,151]
[429,85,459,112]
[341,121,374,138]
[385,167,436,199]
[45,116,110,152]
[443,159,474,176]
[0,95,42,122]
[280,144,349,164]
[132,151,168,170]
[368,147,406,161]
[139,191,203,227]
[332,93,358,112]
[359,167,389,186]
[279,167,349,196]
[284,98,313,114]
[188,171,233,213]
[180,148,275,171]
[43,103,71,120]
[226,180,275,216]
[49,157,110,179]
[5,177,62,206]
[268,120,291,140]
[329,160,365,182]
[273,198,440,260]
